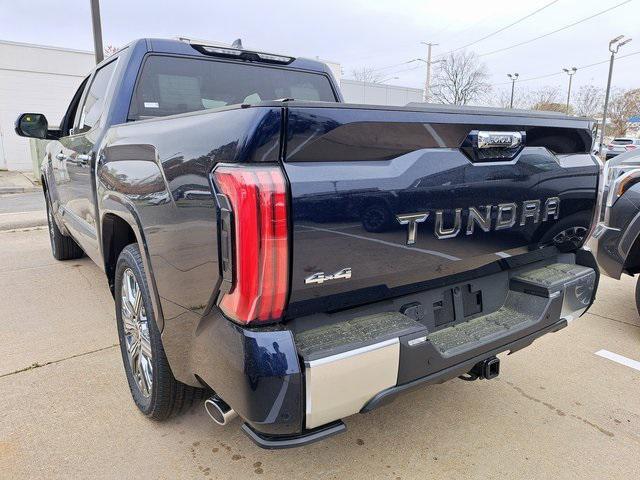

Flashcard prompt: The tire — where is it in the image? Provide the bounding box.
[115,244,203,420]
[635,277,640,318]
[45,193,84,260]
[361,203,395,233]
[539,213,590,253]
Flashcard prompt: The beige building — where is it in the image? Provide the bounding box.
[0,40,94,171]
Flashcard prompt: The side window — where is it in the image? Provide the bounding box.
[60,77,89,136]
[75,60,118,134]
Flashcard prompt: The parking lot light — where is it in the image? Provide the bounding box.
[507,73,519,108]
[599,36,633,156]
[563,67,577,115]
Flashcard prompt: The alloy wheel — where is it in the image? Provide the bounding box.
[553,226,588,248]
[121,268,153,397]
[46,200,56,252]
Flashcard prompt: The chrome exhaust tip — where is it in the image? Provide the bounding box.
[204,395,237,426]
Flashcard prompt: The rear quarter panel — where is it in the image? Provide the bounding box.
[96,106,283,382]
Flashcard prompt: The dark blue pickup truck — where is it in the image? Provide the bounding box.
[16,38,602,449]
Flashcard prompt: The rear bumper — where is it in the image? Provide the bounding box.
[362,318,568,412]
[192,254,597,448]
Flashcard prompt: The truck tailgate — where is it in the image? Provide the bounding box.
[281,104,599,317]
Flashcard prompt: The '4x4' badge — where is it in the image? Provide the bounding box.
[305,268,352,285]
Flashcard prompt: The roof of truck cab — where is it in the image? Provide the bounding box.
[135,38,331,74]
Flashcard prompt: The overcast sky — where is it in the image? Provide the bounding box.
[2,0,639,97]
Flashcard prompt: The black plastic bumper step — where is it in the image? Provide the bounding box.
[294,311,424,361]
[429,263,595,357]
[510,263,596,297]
[428,292,546,356]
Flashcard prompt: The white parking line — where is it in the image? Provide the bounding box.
[595,349,640,372]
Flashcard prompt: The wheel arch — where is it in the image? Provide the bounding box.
[102,213,137,294]
[623,234,640,275]
[99,196,165,332]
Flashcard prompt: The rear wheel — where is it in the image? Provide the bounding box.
[552,226,588,249]
[45,194,83,260]
[539,213,590,252]
[115,244,203,419]
[361,203,394,232]
[635,277,640,318]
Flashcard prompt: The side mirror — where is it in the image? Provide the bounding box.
[15,113,49,139]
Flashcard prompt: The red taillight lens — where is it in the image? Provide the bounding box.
[608,144,614,150]
[625,145,637,151]
[213,165,289,324]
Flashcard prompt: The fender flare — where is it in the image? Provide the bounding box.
[99,191,165,332]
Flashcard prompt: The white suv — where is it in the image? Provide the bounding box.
[606,137,640,160]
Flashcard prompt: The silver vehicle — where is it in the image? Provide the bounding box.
[588,149,640,312]
[605,137,640,160]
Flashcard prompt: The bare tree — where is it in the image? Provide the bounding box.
[488,87,530,109]
[350,67,386,84]
[430,50,490,105]
[529,85,562,109]
[572,85,604,118]
[608,88,640,136]
[532,102,573,114]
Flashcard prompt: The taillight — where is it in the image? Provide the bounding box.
[610,169,640,205]
[608,144,614,150]
[626,145,638,151]
[213,164,289,324]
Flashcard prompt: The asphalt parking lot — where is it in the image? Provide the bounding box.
[1,226,639,479]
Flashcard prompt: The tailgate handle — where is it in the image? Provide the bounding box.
[477,131,522,149]
[462,130,526,162]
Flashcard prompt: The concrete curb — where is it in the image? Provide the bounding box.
[0,211,47,232]
[0,171,40,194]
[0,186,40,194]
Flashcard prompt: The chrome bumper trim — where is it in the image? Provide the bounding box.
[304,338,399,429]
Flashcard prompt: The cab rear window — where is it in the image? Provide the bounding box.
[129,55,336,120]
[612,138,633,145]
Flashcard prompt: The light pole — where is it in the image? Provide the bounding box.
[507,73,519,108]
[562,67,577,115]
[599,35,633,156]
[89,0,104,64]
[420,42,439,102]
[414,55,444,103]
